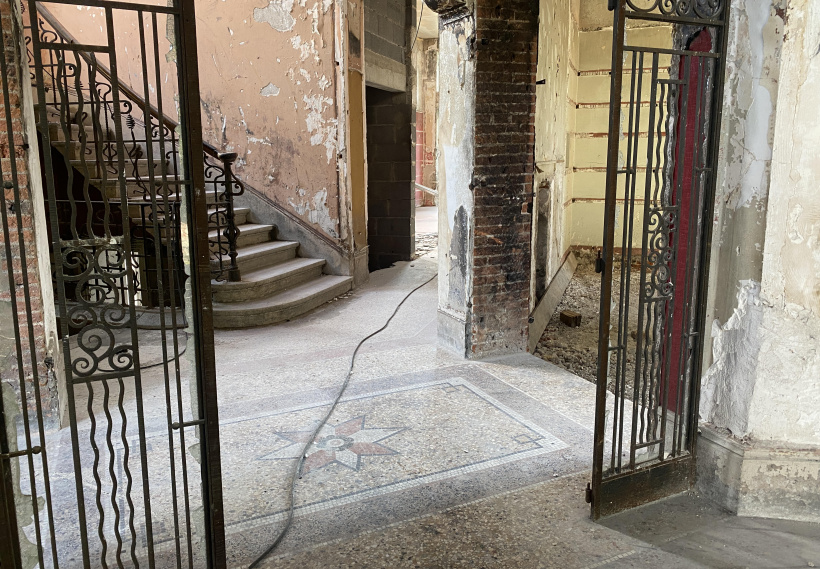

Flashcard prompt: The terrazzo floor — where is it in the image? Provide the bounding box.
[213,250,601,566]
[22,243,819,568]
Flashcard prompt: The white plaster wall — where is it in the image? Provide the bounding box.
[700,0,787,437]
[746,0,820,446]
[531,0,572,301]
[437,15,475,324]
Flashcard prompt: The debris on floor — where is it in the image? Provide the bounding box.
[559,310,582,328]
[534,251,640,390]
[414,232,438,259]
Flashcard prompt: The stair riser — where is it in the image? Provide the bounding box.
[212,263,324,304]
[72,160,168,179]
[207,209,249,226]
[106,187,219,205]
[229,227,274,249]
[235,245,298,274]
[47,124,98,144]
[234,210,249,226]
[47,126,147,154]
[213,278,352,329]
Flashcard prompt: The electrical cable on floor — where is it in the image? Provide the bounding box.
[249,272,439,568]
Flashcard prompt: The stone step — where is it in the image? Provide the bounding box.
[71,158,169,178]
[221,240,299,275]
[208,223,274,251]
[212,275,353,329]
[47,122,101,143]
[208,206,250,227]
[99,183,219,204]
[211,257,326,303]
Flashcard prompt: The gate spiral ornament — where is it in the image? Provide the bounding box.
[625,0,724,20]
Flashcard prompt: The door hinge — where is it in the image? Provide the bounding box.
[585,482,593,504]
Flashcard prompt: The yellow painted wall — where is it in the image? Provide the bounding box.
[567,24,673,251]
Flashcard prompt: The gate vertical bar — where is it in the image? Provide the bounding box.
[688,15,731,473]
[27,2,94,563]
[592,0,627,521]
[592,0,730,519]
[102,9,157,566]
[173,0,226,563]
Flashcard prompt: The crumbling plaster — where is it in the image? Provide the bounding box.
[47,0,348,243]
[745,0,820,447]
[700,0,819,448]
[531,0,575,306]
[436,14,474,354]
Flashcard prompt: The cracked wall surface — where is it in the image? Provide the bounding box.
[698,0,819,522]
[49,0,344,242]
[530,0,575,306]
[700,0,791,440]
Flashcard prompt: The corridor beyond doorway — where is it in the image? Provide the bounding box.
[414,205,438,259]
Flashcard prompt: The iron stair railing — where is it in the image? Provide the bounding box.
[23,3,243,289]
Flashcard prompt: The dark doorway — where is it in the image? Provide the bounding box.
[365,86,415,271]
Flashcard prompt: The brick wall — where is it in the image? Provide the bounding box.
[468,0,538,356]
[366,85,415,271]
[0,0,55,419]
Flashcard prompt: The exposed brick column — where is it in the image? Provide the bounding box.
[468,0,538,357]
[0,0,57,421]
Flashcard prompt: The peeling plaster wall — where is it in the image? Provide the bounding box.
[745,0,820,447]
[530,0,575,305]
[696,0,819,521]
[700,0,788,437]
[436,14,475,354]
[204,0,341,240]
[48,0,345,242]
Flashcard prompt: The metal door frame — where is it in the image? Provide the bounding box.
[0,0,226,564]
[591,0,730,519]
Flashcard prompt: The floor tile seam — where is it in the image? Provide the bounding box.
[226,445,565,534]
[450,378,569,448]
[268,469,592,562]
[577,538,705,569]
[215,362,470,421]
[217,378,464,427]
[477,363,598,434]
[215,364,464,420]
[578,549,639,569]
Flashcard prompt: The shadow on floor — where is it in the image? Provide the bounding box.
[599,492,820,568]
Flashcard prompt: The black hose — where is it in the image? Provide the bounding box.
[249,273,439,568]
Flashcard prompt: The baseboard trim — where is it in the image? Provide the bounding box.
[697,424,820,523]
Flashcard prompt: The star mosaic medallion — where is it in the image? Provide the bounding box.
[262,416,404,474]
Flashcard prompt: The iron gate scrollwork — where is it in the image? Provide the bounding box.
[1,0,226,565]
[591,0,729,518]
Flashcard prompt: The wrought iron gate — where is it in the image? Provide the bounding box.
[591,0,729,518]
[1,0,226,565]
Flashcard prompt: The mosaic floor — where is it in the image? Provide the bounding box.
[16,253,602,568]
[210,255,599,567]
